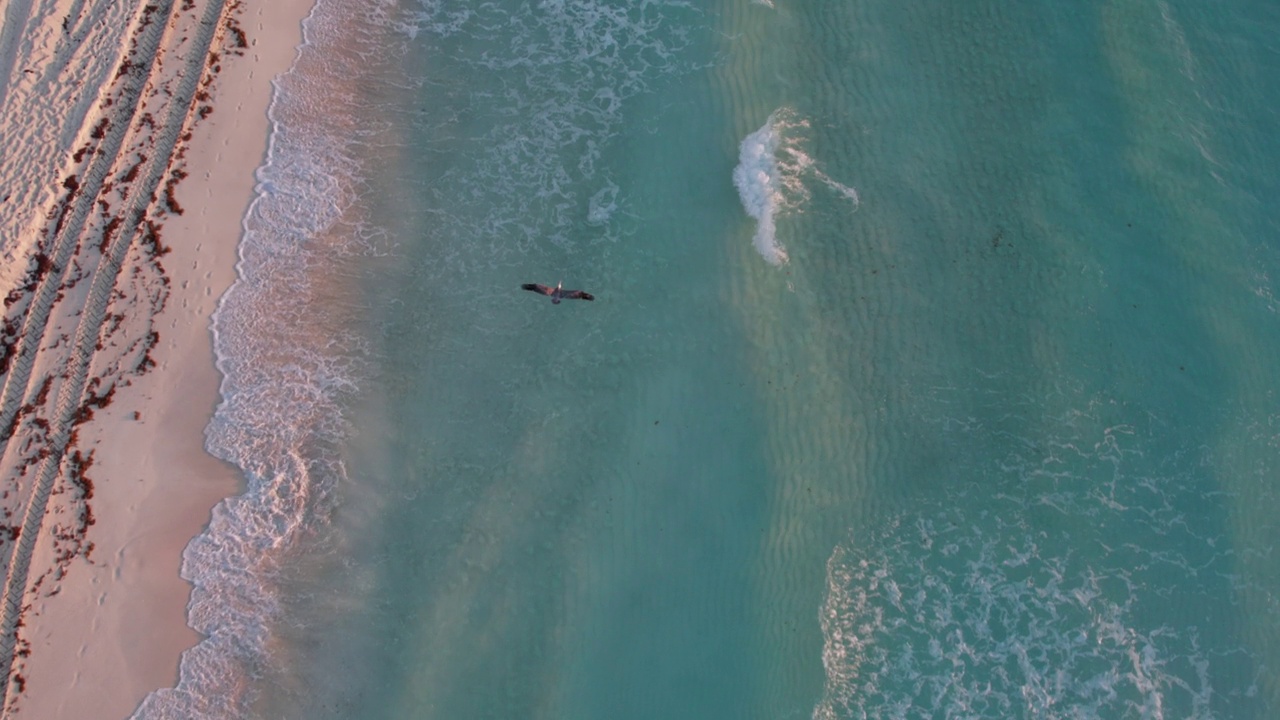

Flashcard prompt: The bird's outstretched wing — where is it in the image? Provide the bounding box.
[562,290,594,301]
[521,283,555,296]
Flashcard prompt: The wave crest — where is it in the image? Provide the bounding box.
[733,108,859,266]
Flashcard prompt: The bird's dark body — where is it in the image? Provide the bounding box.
[522,283,594,303]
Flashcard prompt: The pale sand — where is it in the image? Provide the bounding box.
[0,0,313,718]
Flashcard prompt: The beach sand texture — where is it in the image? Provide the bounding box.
[0,0,307,717]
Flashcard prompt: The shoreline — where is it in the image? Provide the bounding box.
[0,1,313,718]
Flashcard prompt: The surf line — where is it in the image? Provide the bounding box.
[732,107,859,266]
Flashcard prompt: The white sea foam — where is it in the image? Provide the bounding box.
[733,108,860,266]
[393,0,699,258]
[131,1,378,717]
[131,0,703,716]
[587,180,621,226]
[812,396,1249,720]
[817,515,1218,719]
[734,118,788,265]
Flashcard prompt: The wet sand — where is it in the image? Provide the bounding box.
[0,0,312,717]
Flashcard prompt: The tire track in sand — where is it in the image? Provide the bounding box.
[0,1,175,460]
[0,0,36,118]
[0,0,242,711]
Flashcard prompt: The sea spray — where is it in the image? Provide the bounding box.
[733,108,859,266]
[388,0,700,256]
[132,0,708,716]
[734,117,788,265]
[130,0,378,717]
[815,510,1216,720]
[811,395,1245,720]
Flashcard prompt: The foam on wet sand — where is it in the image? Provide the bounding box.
[0,0,312,717]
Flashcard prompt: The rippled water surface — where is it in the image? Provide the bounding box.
[137,0,1280,718]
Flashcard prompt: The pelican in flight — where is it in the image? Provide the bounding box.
[521,281,594,304]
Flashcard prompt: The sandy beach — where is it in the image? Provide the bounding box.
[0,0,312,717]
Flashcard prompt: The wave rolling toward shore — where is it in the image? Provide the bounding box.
[5,0,1280,719]
[734,108,859,266]
[0,0,311,717]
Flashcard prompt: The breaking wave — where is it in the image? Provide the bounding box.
[131,0,379,716]
[132,0,709,716]
[814,393,1261,719]
[733,108,859,266]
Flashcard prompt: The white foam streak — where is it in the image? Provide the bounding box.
[131,0,379,717]
[386,0,700,256]
[814,167,861,207]
[733,108,860,267]
[814,523,1205,719]
[587,180,621,225]
[133,0,706,715]
[733,117,788,265]
[811,402,1240,719]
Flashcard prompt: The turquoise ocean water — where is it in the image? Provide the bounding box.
[134,0,1280,718]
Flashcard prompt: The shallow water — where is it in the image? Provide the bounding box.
[136,0,1280,717]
